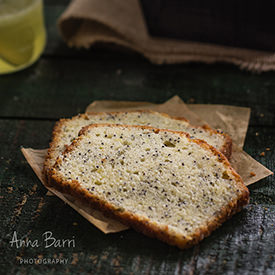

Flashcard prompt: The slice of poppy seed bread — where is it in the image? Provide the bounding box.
[44,111,232,177]
[48,124,249,249]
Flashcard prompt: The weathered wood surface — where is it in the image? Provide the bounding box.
[0,1,274,274]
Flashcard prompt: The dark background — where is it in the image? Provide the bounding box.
[141,0,275,51]
[0,0,274,274]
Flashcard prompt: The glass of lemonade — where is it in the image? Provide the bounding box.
[0,0,46,74]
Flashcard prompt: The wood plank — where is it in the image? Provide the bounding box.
[1,58,275,127]
[0,119,274,274]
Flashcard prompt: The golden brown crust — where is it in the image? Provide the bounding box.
[43,113,89,180]
[43,118,67,181]
[48,124,249,250]
[201,124,232,159]
[220,134,233,160]
[44,110,232,181]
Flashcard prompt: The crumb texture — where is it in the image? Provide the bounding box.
[47,111,227,170]
[52,125,245,239]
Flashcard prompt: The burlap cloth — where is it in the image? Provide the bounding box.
[58,0,275,72]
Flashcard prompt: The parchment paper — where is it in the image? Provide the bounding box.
[21,96,273,233]
[58,0,275,72]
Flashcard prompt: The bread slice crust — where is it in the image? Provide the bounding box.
[48,124,248,249]
[44,110,232,179]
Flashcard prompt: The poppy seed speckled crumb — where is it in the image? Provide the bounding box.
[48,124,248,249]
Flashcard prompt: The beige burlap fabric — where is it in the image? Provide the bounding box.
[58,0,275,72]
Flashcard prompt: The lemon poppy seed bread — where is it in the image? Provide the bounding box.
[48,124,248,249]
[44,110,232,178]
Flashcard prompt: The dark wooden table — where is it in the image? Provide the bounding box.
[1,1,274,274]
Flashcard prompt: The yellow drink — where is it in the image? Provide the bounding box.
[0,0,46,74]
